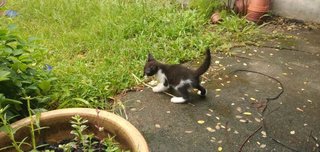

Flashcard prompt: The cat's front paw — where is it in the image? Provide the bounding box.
[170,97,186,103]
[152,85,168,92]
[152,86,161,92]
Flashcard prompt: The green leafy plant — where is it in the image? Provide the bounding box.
[0,25,56,121]
[58,115,122,152]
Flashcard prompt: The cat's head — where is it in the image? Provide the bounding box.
[144,53,159,76]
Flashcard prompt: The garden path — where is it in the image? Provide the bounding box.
[121,25,320,152]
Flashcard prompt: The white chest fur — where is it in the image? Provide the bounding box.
[152,70,169,93]
[155,70,167,83]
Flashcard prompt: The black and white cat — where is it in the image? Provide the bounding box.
[143,48,211,103]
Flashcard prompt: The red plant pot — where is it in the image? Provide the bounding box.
[246,0,270,22]
[234,0,249,16]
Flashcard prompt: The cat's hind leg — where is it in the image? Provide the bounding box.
[193,84,207,96]
[171,86,189,103]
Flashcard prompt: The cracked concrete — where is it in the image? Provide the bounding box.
[120,25,320,151]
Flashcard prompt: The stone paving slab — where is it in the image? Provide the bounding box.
[121,27,320,152]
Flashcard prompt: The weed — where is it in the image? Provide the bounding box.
[0,106,23,152]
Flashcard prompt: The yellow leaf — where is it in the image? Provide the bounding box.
[243,112,252,116]
[197,120,205,124]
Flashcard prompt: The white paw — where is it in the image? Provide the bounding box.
[152,85,167,92]
[170,97,186,103]
[152,83,169,92]
[197,89,207,96]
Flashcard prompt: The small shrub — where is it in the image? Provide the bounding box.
[0,25,56,120]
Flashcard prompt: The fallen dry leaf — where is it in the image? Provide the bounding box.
[235,115,243,119]
[155,124,161,128]
[239,119,247,123]
[260,144,266,148]
[296,107,304,112]
[197,120,205,124]
[206,127,216,132]
[185,130,193,134]
[261,131,267,138]
[255,118,261,122]
[236,107,242,113]
[243,112,252,116]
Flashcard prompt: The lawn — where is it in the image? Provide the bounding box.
[2,0,261,110]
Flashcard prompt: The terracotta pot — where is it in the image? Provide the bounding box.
[234,0,248,16]
[0,108,149,152]
[246,0,270,22]
[211,12,221,24]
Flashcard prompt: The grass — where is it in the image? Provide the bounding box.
[2,0,263,109]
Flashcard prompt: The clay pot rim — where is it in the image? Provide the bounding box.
[0,108,149,152]
[247,0,270,12]
[248,5,269,12]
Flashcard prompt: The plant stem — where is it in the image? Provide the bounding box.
[0,112,22,152]
[26,97,36,150]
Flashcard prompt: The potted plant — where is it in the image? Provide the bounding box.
[246,0,271,22]
[0,108,149,152]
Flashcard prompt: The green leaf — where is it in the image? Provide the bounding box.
[18,53,33,63]
[73,98,91,107]
[12,49,24,56]
[38,80,51,93]
[0,70,10,82]
[3,98,22,105]
[0,125,12,134]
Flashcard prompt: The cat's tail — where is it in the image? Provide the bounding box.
[194,48,211,76]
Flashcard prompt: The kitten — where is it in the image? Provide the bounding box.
[143,48,211,103]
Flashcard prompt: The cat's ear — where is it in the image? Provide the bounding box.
[147,53,155,61]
